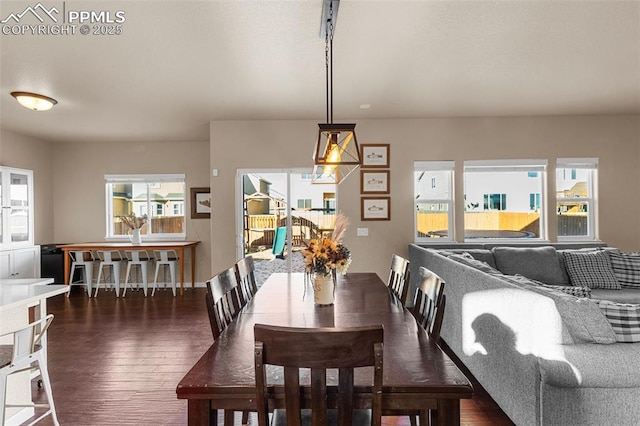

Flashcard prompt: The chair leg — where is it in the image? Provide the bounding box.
[124,263,133,297]
[0,371,7,426]
[85,263,94,296]
[242,410,250,425]
[410,414,418,426]
[152,263,161,297]
[95,266,104,297]
[36,353,60,426]
[114,265,121,297]
[141,264,149,297]
[169,262,176,297]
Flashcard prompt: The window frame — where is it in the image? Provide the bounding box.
[463,159,548,242]
[556,158,598,242]
[104,173,186,241]
[414,161,455,243]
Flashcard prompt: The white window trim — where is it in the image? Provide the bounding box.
[556,158,598,242]
[414,161,455,243]
[104,173,186,241]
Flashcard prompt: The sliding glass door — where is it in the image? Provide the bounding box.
[236,169,337,285]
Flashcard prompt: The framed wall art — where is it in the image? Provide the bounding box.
[360,144,390,168]
[361,196,391,221]
[191,187,211,219]
[361,170,390,194]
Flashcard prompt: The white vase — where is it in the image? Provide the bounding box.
[313,273,335,305]
[129,228,142,244]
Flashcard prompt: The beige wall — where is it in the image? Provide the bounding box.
[49,140,212,283]
[210,115,640,282]
[1,130,55,245]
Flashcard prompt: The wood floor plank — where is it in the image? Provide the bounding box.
[20,288,513,425]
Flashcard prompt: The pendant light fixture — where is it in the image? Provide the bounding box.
[312,0,361,184]
[11,91,58,111]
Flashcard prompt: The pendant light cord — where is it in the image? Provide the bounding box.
[325,3,334,124]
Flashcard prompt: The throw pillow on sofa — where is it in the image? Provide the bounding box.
[563,250,620,290]
[492,246,568,285]
[598,300,640,342]
[607,251,640,289]
[445,252,501,275]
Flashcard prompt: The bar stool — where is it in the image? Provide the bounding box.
[95,250,123,297]
[152,250,178,296]
[123,250,151,297]
[67,250,95,297]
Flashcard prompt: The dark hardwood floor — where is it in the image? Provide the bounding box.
[25,286,514,425]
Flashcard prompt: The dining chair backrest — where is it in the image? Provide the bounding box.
[205,267,243,341]
[97,250,122,262]
[387,254,410,306]
[412,266,446,342]
[125,250,150,262]
[254,324,384,426]
[235,256,258,305]
[70,250,95,263]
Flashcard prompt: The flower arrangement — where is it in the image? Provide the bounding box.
[119,213,148,230]
[302,213,351,277]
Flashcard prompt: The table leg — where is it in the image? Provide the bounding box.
[432,399,461,426]
[63,250,70,285]
[188,399,215,426]
[190,245,196,290]
[179,248,185,296]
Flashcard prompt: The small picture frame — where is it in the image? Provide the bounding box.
[361,144,390,168]
[361,197,391,221]
[191,187,211,219]
[361,170,390,194]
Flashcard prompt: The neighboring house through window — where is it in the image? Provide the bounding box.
[556,158,598,240]
[414,161,454,241]
[464,160,547,240]
[105,174,186,240]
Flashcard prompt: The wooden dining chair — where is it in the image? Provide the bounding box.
[385,266,447,426]
[205,267,243,340]
[235,256,258,306]
[254,324,384,426]
[205,268,251,425]
[412,266,446,343]
[387,254,410,306]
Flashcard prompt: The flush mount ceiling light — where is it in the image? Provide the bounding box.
[312,0,361,185]
[11,91,58,111]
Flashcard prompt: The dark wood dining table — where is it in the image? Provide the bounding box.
[176,272,473,425]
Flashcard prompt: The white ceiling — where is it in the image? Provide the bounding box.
[1,0,639,144]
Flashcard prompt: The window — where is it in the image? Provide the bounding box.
[556,158,597,240]
[414,161,454,241]
[484,193,507,210]
[530,193,541,211]
[105,174,186,240]
[464,160,547,240]
[297,199,312,209]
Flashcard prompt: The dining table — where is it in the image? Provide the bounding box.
[176,272,473,426]
[57,241,200,296]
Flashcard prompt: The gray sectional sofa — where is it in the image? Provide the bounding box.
[409,243,640,426]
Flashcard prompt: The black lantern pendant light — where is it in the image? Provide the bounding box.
[312,0,361,184]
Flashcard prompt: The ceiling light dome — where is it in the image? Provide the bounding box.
[11,91,58,111]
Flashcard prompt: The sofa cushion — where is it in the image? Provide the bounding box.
[500,274,616,344]
[445,252,501,275]
[492,246,568,285]
[563,250,620,289]
[598,301,640,343]
[608,251,640,289]
[591,289,640,304]
[541,284,592,298]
